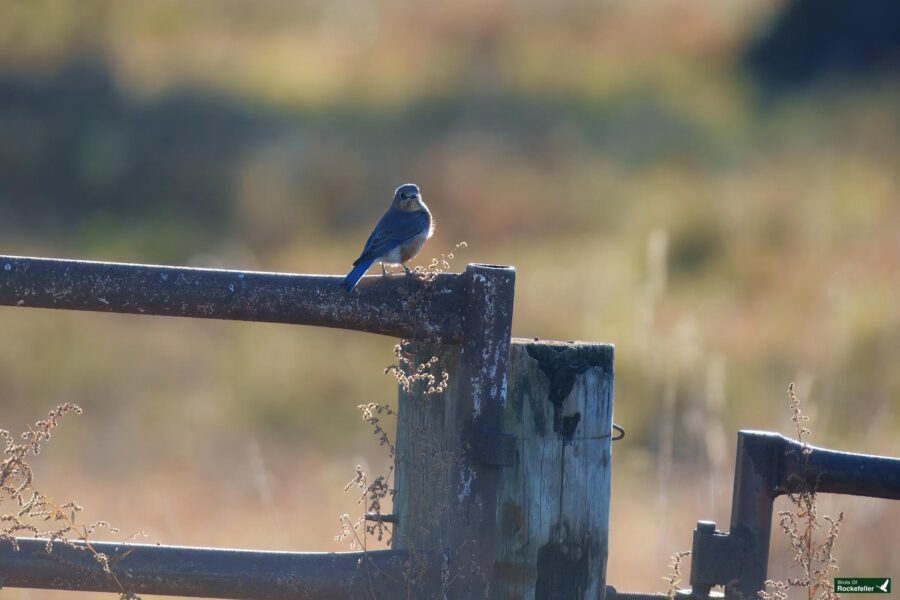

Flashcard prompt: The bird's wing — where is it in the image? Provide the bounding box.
[353,208,429,265]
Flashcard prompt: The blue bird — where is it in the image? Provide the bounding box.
[342,183,433,292]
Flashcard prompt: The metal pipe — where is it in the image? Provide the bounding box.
[0,255,470,342]
[782,437,900,500]
[726,431,784,600]
[444,264,516,597]
[727,431,900,600]
[606,585,671,600]
[0,538,438,599]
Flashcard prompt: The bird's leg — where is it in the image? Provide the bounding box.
[403,264,412,276]
[380,262,387,277]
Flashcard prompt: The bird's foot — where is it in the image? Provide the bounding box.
[403,265,412,276]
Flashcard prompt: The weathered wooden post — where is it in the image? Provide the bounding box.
[394,338,614,599]
[496,340,613,599]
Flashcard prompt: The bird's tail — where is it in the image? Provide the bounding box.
[342,259,373,292]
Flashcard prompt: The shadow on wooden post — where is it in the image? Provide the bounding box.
[394,338,614,599]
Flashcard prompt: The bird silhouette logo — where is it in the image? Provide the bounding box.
[878,579,890,593]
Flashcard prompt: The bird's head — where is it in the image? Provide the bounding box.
[392,183,423,211]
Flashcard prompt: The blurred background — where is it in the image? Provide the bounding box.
[0,0,899,597]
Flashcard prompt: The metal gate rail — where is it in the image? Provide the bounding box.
[0,539,436,599]
[0,254,514,598]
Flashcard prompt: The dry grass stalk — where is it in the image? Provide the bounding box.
[384,341,449,395]
[665,550,692,600]
[413,241,467,283]
[0,404,142,599]
[759,384,843,600]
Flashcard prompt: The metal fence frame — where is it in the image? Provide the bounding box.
[2,254,900,599]
[0,254,514,598]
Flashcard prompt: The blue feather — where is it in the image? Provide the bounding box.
[342,258,374,292]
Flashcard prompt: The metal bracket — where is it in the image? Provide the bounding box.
[688,521,741,598]
[365,513,399,524]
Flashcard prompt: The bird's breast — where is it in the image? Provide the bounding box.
[382,246,403,265]
[399,230,429,263]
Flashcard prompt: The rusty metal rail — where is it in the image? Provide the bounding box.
[0,254,516,599]
[0,538,440,599]
[0,255,468,342]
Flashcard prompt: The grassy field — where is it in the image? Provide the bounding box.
[1,1,899,597]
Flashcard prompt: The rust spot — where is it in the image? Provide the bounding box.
[493,559,538,587]
[535,533,591,599]
[560,412,581,441]
[501,501,525,539]
[598,448,610,468]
